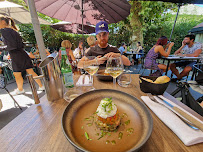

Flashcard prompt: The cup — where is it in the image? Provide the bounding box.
[64,86,92,102]
[64,87,82,102]
[118,73,131,87]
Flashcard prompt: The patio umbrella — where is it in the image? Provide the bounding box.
[141,0,203,41]
[50,21,95,34]
[0,1,50,25]
[189,22,203,34]
[26,0,131,26]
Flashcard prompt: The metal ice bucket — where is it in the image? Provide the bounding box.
[39,52,64,101]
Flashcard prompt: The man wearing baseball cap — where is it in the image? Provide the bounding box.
[78,21,131,68]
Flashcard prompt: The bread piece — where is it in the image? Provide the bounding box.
[154,76,170,84]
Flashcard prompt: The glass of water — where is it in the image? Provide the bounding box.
[117,72,131,87]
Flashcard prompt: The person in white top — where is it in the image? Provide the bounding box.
[73,41,84,59]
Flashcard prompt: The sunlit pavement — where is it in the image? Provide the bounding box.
[0,79,45,130]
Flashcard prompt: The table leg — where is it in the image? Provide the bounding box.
[165,60,170,76]
[163,59,165,64]
[191,59,199,80]
[191,67,196,80]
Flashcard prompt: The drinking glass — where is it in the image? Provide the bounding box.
[106,57,124,87]
[118,72,131,87]
[83,56,99,89]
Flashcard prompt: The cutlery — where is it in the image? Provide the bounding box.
[155,95,203,131]
[147,93,202,131]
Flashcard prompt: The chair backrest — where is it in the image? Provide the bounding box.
[186,91,203,116]
[194,63,203,85]
[0,75,7,89]
[4,60,12,71]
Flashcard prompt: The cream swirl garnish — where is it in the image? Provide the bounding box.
[96,98,117,119]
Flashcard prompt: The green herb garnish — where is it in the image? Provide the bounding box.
[124,120,130,125]
[118,132,123,139]
[96,133,100,136]
[84,118,91,121]
[87,123,93,126]
[107,132,111,136]
[93,111,99,114]
[101,97,113,112]
[85,132,92,140]
[111,140,116,145]
[126,128,134,134]
[121,113,128,119]
[106,140,110,144]
[97,130,107,140]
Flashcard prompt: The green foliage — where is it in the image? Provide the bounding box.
[143,14,203,52]
[138,1,175,27]
[108,22,131,47]
[162,14,203,52]
[9,0,27,8]
[18,24,89,50]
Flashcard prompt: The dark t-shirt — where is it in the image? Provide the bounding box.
[85,44,120,57]
[0,28,33,72]
[0,28,24,51]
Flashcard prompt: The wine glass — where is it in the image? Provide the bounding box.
[83,56,99,89]
[106,57,124,87]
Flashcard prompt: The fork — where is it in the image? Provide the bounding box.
[147,93,199,130]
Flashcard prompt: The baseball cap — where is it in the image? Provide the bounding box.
[95,21,109,35]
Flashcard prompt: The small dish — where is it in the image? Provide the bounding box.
[95,69,113,81]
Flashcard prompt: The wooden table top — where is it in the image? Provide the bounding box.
[0,74,202,152]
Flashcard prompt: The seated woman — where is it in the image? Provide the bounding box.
[85,36,97,54]
[144,36,174,76]
[132,42,143,65]
[59,40,76,70]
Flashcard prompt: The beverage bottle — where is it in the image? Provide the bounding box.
[60,47,74,88]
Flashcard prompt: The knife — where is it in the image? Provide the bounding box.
[156,96,203,131]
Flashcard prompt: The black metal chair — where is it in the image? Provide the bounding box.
[192,63,203,81]
[170,81,203,116]
[0,75,22,110]
[138,59,162,76]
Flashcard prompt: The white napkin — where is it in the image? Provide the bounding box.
[141,95,203,146]
[76,75,92,86]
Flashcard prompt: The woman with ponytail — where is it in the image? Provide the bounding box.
[144,36,174,76]
[0,15,44,95]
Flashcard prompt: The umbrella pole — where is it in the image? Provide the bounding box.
[27,0,47,60]
[169,3,182,42]
[81,0,85,56]
[82,0,85,56]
